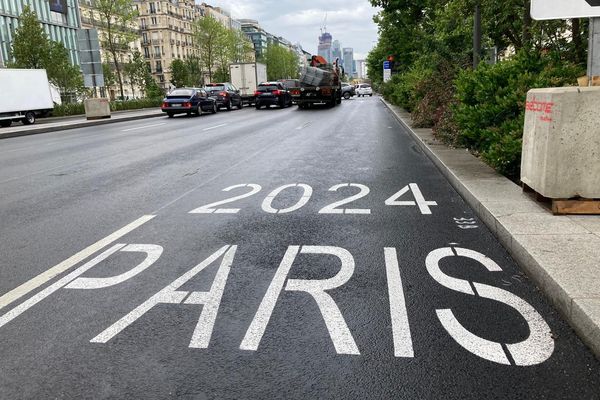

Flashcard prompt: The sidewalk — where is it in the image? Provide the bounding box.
[0,108,164,139]
[381,98,600,359]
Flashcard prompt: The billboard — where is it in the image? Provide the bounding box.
[48,0,68,14]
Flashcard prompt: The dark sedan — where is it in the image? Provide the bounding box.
[204,83,243,111]
[161,88,218,117]
[254,82,293,109]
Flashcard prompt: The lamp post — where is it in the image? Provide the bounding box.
[473,2,482,69]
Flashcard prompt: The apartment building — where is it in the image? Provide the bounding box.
[136,0,200,91]
[79,0,142,99]
[197,3,232,29]
[0,0,81,67]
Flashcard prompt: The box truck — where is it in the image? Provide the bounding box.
[290,56,342,109]
[229,62,267,106]
[0,69,56,127]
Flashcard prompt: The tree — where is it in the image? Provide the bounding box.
[264,44,299,80]
[125,50,148,98]
[10,6,50,69]
[170,59,188,88]
[94,0,138,100]
[184,55,203,86]
[102,63,116,97]
[192,15,226,82]
[46,42,86,100]
[144,68,163,99]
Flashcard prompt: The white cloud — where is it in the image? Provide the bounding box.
[200,0,379,59]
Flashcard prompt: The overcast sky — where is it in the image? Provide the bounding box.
[203,1,380,60]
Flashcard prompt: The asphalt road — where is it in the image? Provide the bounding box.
[1,97,599,399]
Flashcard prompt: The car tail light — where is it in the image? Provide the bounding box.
[183,102,191,107]
[254,91,261,96]
[161,102,168,108]
[220,91,228,97]
[291,90,300,95]
[272,90,281,96]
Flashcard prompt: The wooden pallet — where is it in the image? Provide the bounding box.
[522,183,600,215]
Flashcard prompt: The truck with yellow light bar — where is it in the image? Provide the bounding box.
[289,56,342,109]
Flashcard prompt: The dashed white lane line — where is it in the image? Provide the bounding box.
[0,215,155,312]
[121,123,166,132]
[202,123,228,131]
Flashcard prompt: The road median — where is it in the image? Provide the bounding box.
[381,97,600,359]
[0,108,164,140]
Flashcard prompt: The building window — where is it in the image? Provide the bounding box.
[154,46,160,57]
[149,3,156,13]
[156,61,162,73]
[144,47,150,58]
[151,17,157,25]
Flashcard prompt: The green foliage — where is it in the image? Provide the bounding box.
[52,98,164,117]
[264,44,299,81]
[46,42,86,99]
[453,52,583,179]
[94,0,139,99]
[124,50,148,97]
[9,6,50,69]
[170,59,189,88]
[369,0,587,180]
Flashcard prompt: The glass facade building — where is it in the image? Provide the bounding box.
[0,0,81,66]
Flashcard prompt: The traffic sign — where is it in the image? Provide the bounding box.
[531,0,600,20]
[383,61,391,70]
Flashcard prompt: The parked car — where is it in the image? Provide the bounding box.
[356,83,373,97]
[161,88,218,117]
[204,82,243,111]
[341,83,355,99]
[254,82,293,109]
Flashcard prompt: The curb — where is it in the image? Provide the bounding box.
[0,112,164,140]
[380,97,600,359]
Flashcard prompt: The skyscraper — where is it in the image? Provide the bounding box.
[343,48,354,77]
[332,40,342,64]
[318,31,332,63]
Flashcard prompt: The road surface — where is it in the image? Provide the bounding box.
[1,97,599,399]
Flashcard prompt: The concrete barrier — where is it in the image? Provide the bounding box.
[84,98,111,120]
[521,87,600,199]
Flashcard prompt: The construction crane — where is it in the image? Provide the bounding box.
[320,12,328,35]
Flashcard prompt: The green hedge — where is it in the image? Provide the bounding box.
[382,52,583,181]
[51,97,164,117]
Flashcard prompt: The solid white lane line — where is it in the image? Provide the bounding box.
[0,215,155,312]
[202,123,227,131]
[121,123,166,132]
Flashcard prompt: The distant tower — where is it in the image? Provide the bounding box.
[332,40,342,64]
[343,48,354,77]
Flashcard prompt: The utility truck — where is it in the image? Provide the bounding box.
[0,69,57,127]
[290,56,342,109]
[229,62,267,106]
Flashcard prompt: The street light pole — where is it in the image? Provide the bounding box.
[473,2,482,69]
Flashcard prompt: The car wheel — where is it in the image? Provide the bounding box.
[0,119,12,127]
[167,112,174,118]
[279,98,285,109]
[370,94,373,97]
[212,103,217,114]
[226,101,232,111]
[343,92,351,100]
[195,106,201,116]
[22,111,36,125]
[255,104,261,110]
[237,100,243,109]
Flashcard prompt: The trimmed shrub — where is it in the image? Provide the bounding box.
[51,97,164,117]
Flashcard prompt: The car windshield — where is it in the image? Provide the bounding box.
[257,85,279,91]
[204,85,225,91]
[168,89,193,96]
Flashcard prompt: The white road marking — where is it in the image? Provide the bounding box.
[121,123,166,132]
[426,247,554,366]
[241,246,360,355]
[91,245,235,347]
[0,215,155,313]
[202,123,227,131]
[384,248,414,358]
[261,184,313,214]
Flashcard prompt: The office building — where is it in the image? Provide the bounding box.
[343,47,353,77]
[332,40,342,63]
[0,0,81,66]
